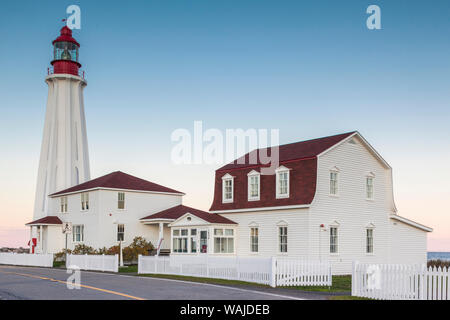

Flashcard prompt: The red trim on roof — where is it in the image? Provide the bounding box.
[50,171,184,196]
[141,205,237,225]
[210,132,356,211]
[26,216,62,226]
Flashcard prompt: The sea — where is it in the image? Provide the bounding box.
[428,252,450,261]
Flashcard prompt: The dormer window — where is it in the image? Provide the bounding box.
[60,196,68,213]
[222,174,234,203]
[81,193,89,211]
[275,166,290,199]
[247,170,260,201]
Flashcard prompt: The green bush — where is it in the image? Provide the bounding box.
[52,237,155,264]
[72,244,96,255]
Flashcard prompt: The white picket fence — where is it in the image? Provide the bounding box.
[66,254,119,273]
[138,255,331,287]
[0,252,53,267]
[352,262,450,300]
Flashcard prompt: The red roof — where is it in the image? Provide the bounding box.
[50,171,184,196]
[210,132,356,212]
[218,132,356,171]
[53,26,80,47]
[26,216,62,226]
[141,205,237,225]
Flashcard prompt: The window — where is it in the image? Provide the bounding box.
[247,171,260,201]
[81,193,89,211]
[279,226,288,253]
[276,167,290,198]
[73,225,84,242]
[330,171,338,195]
[173,229,188,253]
[60,196,68,213]
[118,192,125,209]
[250,227,259,253]
[214,228,234,253]
[330,227,338,253]
[117,224,124,241]
[366,229,374,253]
[366,177,374,199]
[222,174,234,203]
[190,229,197,253]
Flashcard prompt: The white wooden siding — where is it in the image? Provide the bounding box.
[310,135,427,274]
[389,219,427,265]
[221,208,309,258]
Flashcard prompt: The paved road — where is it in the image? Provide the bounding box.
[0,266,320,300]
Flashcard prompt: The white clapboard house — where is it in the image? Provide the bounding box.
[27,132,432,274]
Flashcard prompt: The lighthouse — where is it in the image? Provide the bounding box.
[32,25,91,221]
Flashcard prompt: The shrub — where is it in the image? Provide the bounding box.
[72,244,96,255]
[427,259,450,269]
[54,249,72,262]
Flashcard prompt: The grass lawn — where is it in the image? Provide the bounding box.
[130,272,351,293]
[53,261,65,268]
[328,295,370,300]
[119,265,138,273]
[136,273,267,287]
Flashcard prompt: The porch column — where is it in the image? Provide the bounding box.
[159,222,164,240]
[157,222,164,255]
[39,226,43,253]
[29,227,33,253]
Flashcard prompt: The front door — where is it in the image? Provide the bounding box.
[200,230,208,253]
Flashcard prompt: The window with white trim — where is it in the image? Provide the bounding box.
[190,229,197,253]
[118,192,125,209]
[366,228,374,253]
[366,176,374,199]
[60,196,68,213]
[222,174,234,203]
[330,171,338,195]
[117,224,125,241]
[279,226,288,253]
[330,227,338,253]
[276,167,290,198]
[214,228,234,253]
[81,193,89,211]
[250,227,259,253]
[173,229,188,253]
[73,225,84,242]
[248,171,260,201]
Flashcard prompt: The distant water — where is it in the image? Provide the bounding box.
[428,252,450,261]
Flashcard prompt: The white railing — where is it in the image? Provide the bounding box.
[352,262,450,300]
[275,258,332,287]
[0,252,53,267]
[66,254,119,273]
[138,255,332,287]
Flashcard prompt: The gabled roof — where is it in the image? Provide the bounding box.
[50,171,184,197]
[218,131,357,171]
[141,205,237,225]
[26,216,62,226]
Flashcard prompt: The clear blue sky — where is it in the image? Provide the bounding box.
[0,0,449,249]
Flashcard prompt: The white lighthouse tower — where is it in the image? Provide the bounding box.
[32,25,91,221]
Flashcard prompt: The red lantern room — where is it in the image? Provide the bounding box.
[51,26,82,76]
